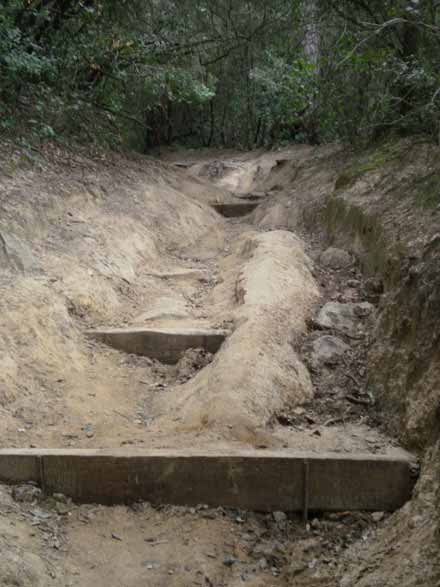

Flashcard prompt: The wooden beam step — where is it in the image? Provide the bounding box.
[0,449,416,512]
[213,203,259,217]
[87,327,227,364]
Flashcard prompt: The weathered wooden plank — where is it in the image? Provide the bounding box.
[87,327,227,363]
[213,203,259,217]
[0,453,40,484]
[0,449,415,512]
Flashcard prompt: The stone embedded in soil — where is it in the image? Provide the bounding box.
[320,247,353,270]
[12,484,42,503]
[316,302,373,336]
[312,335,350,365]
[87,327,227,364]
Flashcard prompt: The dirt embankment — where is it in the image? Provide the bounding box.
[0,147,228,448]
[319,140,440,587]
[0,140,439,586]
[241,139,440,587]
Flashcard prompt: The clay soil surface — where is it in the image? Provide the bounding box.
[0,142,428,586]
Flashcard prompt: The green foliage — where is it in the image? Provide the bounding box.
[0,0,216,149]
[251,53,318,143]
[2,0,440,150]
[317,0,440,144]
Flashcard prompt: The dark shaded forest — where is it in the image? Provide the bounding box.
[1,0,440,151]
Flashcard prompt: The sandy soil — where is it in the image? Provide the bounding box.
[0,144,401,456]
[0,141,436,586]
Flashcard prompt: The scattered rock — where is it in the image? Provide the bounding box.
[12,484,42,503]
[111,532,123,541]
[311,335,349,365]
[223,556,238,567]
[53,493,67,504]
[316,302,372,335]
[55,502,70,516]
[353,301,374,318]
[273,511,288,525]
[320,247,352,270]
[83,423,94,438]
[252,542,286,565]
[372,511,385,523]
[30,508,52,523]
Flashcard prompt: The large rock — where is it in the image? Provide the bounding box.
[316,302,374,335]
[320,247,352,270]
[312,335,349,365]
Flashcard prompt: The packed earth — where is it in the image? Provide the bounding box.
[0,141,439,586]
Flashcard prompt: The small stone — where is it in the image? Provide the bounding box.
[53,493,67,504]
[83,423,94,438]
[223,556,238,567]
[311,335,349,365]
[55,502,70,516]
[293,407,306,416]
[354,301,374,317]
[311,518,321,529]
[372,511,385,523]
[316,302,373,335]
[320,247,352,270]
[273,511,287,524]
[12,484,42,503]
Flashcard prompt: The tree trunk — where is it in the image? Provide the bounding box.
[302,0,320,73]
[302,0,321,142]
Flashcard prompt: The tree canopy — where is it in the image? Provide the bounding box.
[1,0,440,150]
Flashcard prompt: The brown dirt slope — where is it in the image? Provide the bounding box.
[242,138,440,587]
[0,139,439,586]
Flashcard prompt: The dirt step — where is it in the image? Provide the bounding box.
[173,161,194,168]
[212,202,259,217]
[87,327,227,364]
[233,191,268,202]
[145,268,208,281]
[0,449,416,511]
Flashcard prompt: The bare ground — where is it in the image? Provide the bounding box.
[0,140,438,586]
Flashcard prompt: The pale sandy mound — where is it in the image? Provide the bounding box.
[154,230,320,442]
[0,154,225,447]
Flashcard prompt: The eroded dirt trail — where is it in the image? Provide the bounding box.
[0,147,418,587]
